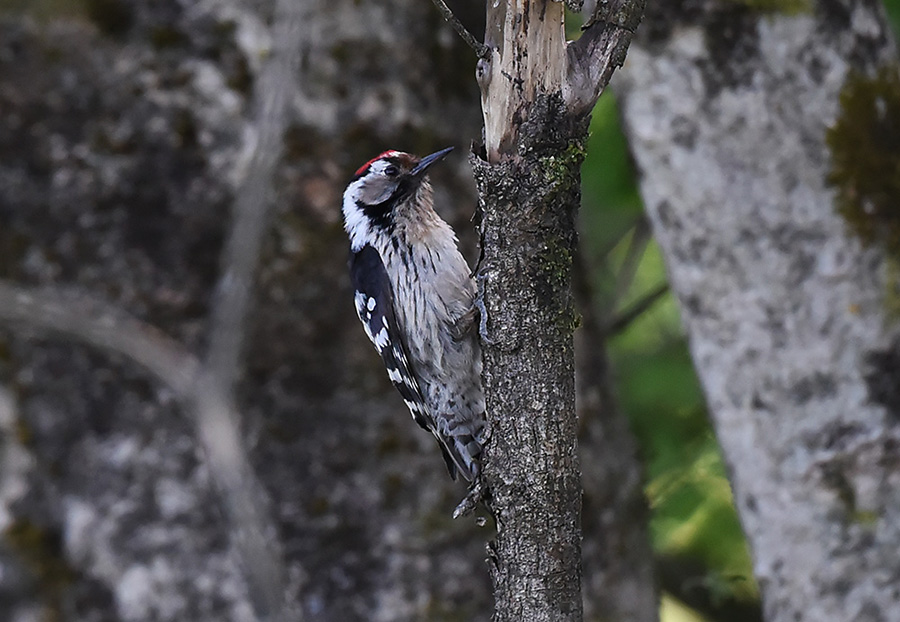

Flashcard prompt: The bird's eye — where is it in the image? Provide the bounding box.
[384,164,399,177]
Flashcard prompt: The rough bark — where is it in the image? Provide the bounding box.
[616,0,900,619]
[476,5,582,621]
[473,96,588,622]
[472,0,645,620]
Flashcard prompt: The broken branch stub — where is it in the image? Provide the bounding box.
[480,0,567,162]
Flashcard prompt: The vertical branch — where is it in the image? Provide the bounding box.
[206,0,303,388]
[198,0,304,618]
[572,249,659,622]
[189,376,290,621]
[471,1,646,620]
[473,95,589,622]
[431,0,645,618]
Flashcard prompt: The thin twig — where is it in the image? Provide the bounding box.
[428,0,490,58]
[594,214,646,261]
[206,0,303,390]
[613,216,651,305]
[0,281,200,397]
[605,283,669,336]
[201,0,306,618]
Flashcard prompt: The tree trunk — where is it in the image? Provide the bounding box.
[616,0,900,619]
[473,95,588,621]
[471,0,644,619]
[574,267,659,622]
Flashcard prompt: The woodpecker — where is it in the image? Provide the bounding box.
[342,147,484,481]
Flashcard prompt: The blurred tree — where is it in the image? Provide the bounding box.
[616,0,900,620]
[0,0,493,619]
[581,95,762,621]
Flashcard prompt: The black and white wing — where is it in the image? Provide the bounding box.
[349,244,464,479]
[349,245,429,427]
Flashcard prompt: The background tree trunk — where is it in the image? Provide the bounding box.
[575,273,659,622]
[616,0,900,619]
[0,2,491,620]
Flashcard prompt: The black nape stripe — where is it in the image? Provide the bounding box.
[357,198,393,232]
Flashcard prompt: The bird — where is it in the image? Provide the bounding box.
[342,147,484,481]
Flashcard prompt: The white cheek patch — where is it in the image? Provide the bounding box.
[343,187,372,252]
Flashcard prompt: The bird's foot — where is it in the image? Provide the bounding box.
[453,477,486,520]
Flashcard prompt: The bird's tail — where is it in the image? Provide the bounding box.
[435,420,484,481]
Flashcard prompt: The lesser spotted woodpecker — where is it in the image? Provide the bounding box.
[342,147,485,481]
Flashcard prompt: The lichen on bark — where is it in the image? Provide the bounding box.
[827,64,900,255]
[472,92,589,622]
[616,0,900,619]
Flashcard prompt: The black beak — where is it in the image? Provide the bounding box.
[411,147,454,177]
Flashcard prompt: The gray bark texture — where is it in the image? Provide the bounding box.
[471,0,647,619]
[473,96,588,622]
[615,0,900,620]
[0,0,656,621]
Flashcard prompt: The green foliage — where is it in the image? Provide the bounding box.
[887,0,900,40]
[540,141,587,191]
[720,0,811,14]
[581,94,644,257]
[827,64,900,255]
[581,93,759,618]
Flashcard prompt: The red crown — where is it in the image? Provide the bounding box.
[354,150,401,178]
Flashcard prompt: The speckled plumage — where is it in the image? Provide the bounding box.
[343,149,484,480]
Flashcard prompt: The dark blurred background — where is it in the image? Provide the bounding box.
[0,1,898,621]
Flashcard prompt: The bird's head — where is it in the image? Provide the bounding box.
[343,147,453,250]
